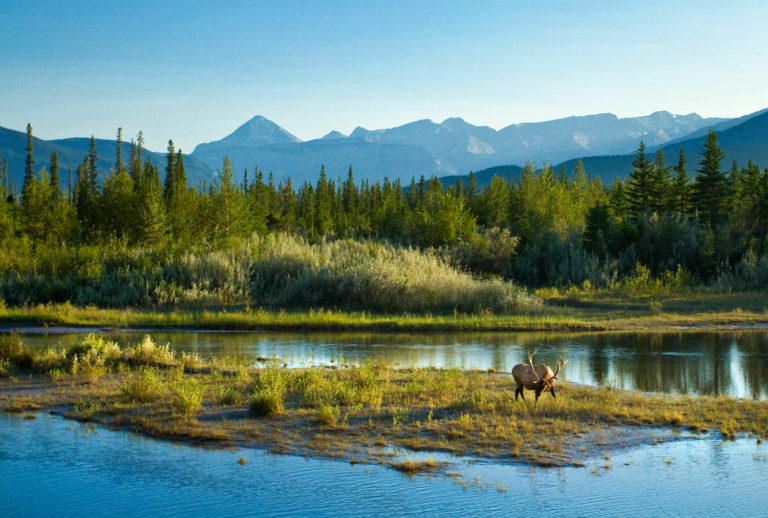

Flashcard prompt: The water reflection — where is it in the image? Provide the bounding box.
[1,412,767,517]
[8,329,768,399]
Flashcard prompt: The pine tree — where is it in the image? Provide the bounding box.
[87,136,98,190]
[49,151,60,191]
[625,141,652,218]
[314,165,333,236]
[671,147,690,215]
[649,147,671,212]
[693,129,728,226]
[163,139,176,200]
[115,128,123,174]
[23,123,35,202]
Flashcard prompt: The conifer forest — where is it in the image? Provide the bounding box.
[1,125,767,312]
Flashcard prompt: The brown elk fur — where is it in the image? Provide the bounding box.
[512,351,567,404]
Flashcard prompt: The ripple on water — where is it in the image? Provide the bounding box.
[1,412,768,517]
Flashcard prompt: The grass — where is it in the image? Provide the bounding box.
[2,335,768,474]
[3,291,768,333]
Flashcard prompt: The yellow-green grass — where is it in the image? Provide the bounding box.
[2,334,767,474]
[3,293,768,333]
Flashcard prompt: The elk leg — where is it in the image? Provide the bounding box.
[518,387,526,401]
[550,387,556,399]
[514,385,521,400]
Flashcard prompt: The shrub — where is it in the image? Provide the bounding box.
[121,368,166,402]
[316,404,340,426]
[170,379,205,416]
[0,333,34,369]
[249,389,284,417]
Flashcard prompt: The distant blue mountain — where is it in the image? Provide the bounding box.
[437,107,768,188]
[0,127,215,192]
[554,108,768,185]
[190,111,728,184]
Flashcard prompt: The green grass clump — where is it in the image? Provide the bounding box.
[249,389,284,417]
[316,404,340,426]
[121,368,166,403]
[0,333,34,369]
[170,378,205,417]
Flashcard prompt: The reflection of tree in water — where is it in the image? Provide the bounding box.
[587,334,615,386]
[731,332,768,399]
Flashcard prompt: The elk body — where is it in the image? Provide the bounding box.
[511,350,568,404]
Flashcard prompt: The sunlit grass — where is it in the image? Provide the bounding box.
[2,335,768,472]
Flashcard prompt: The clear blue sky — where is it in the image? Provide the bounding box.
[2,0,767,152]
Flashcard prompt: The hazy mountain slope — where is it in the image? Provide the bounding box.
[0,127,215,190]
[193,138,441,185]
[441,109,768,188]
[556,109,768,184]
[193,116,301,155]
[192,111,726,183]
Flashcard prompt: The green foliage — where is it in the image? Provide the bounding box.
[121,368,166,403]
[250,389,284,417]
[170,378,205,416]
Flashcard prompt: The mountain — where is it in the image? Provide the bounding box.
[553,109,768,185]
[0,126,215,191]
[191,111,727,184]
[193,116,301,156]
[194,138,440,185]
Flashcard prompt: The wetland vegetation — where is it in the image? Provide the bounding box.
[2,333,767,473]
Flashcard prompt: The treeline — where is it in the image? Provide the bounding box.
[2,124,768,296]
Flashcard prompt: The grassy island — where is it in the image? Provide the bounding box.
[2,334,767,474]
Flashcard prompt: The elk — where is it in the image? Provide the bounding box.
[512,350,568,404]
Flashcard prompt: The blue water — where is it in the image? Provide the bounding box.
[2,412,767,517]
[9,328,768,398]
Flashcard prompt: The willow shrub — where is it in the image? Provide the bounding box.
[0,233,538,313]
[249,233,538,313]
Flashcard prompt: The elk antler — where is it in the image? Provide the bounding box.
[527,349,539,381]
[552,356,569,379]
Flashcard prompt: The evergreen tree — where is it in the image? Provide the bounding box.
[135,158,167,245]
[23,123,35,202]
[49,151,60,191]
[583,203,612,257]
[649,147,671,212]
[314,165,333,236]
[115,128,123,174]
[693,129,728,226]
[163,139,176,200]
[625,141,652,218]
[671,147,690,215]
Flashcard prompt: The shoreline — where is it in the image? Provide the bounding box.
[3,301,768,334]
[2,335,766,475]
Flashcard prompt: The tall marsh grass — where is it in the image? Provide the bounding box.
[0,233,539,314]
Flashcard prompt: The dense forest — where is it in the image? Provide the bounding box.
[0,124,766,311]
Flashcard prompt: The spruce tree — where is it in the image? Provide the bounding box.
[23,123,35,202]
[115,127,123,174]
[163,139,176,200]
[625,141,652,218]
[671,147,690,215]
[693,129,728,226]
[649,147,671,213]
[49,151,60,191]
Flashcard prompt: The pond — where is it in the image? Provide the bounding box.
[7,327,768,399]
[2,412,767,517]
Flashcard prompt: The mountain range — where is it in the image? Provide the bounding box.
[189,111,729,184]
[1,108,766,192]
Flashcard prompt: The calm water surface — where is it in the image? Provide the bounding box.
[8,328,768,399]
[1,412,767,517]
